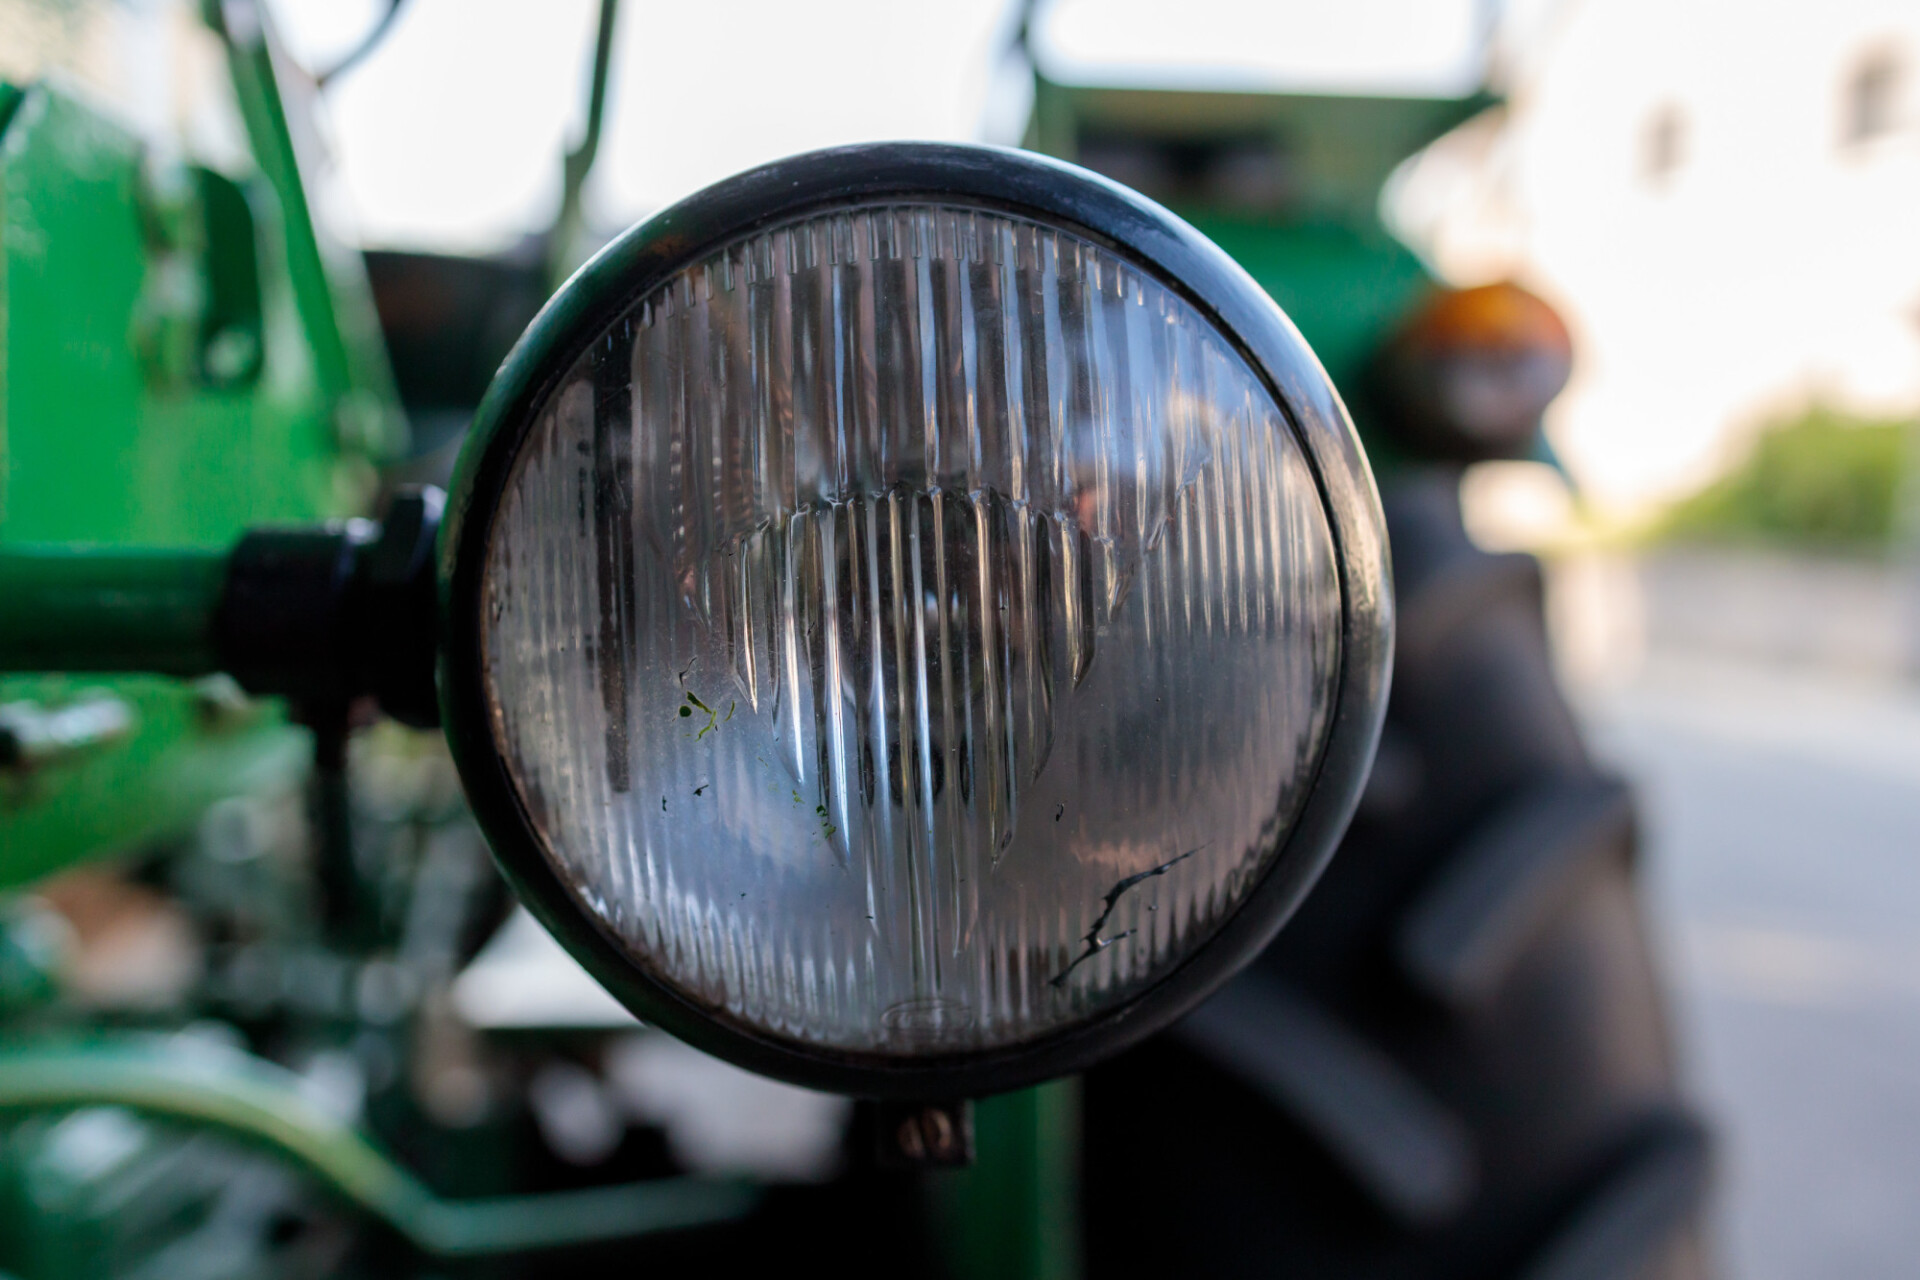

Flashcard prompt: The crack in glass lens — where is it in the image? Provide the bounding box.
[483,203,1341,1056]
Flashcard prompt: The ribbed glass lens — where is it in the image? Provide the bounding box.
[482,202,1340,1056]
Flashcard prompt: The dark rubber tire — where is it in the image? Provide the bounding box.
[1082,468,1711,1280]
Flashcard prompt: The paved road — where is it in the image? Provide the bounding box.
[1583,653,1920,1280]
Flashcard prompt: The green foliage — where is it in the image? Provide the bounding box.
[1659,406,1916,552]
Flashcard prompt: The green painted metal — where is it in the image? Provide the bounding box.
[0,548,227,675]
[0,675,305,889]
[0,1036,759,1256]
[1,81,339,545]
[1026,76,1491,469]
[929,1082,1082,1280]
[1028,79,1492,228]
[211,4,407,463]
[0,1,409,885]
[1185,214,1433,428]
[0,77,322,880]
[552,0,623,288]
[0,900,61,1016]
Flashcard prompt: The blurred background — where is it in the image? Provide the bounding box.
[8,0,1920,1274]
[298,1,1919,1272]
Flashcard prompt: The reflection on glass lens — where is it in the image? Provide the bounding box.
[483,202,1340,1055]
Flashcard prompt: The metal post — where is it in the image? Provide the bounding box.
[0,547,227,674]
[928,1079,1082,1280]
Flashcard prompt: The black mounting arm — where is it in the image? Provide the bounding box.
[215,485,444,729]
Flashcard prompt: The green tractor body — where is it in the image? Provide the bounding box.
[1,18,401,885]
[0,13,1525,1279]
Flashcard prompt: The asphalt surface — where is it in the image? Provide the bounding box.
[1583,652,1920,1280]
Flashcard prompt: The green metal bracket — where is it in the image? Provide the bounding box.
[0,1036,760,1257]
[551,0,622,289]
[209,0,405,459]
[929,1080,1082,1280]
[0,548,227,676]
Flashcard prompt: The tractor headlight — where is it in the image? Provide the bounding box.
[439,143,1390,1096]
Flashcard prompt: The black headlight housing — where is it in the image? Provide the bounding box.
[436,142,1392,1098]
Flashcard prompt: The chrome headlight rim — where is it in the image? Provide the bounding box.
[438,141,1392,1098]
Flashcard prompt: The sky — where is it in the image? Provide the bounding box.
[272,0,1484,252]
[271,0,1920,513]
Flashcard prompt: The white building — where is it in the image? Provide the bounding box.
[1392,0,1920,515]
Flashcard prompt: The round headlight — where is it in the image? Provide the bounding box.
[440,143,1390,1096]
